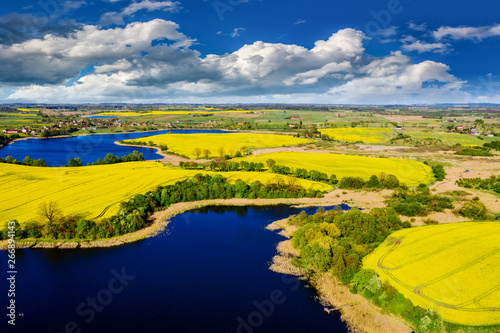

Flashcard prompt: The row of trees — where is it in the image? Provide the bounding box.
[338,172,401,189]
[179,160,265,172]
[270,163,338,184]
[456,175,500,193]
[1,174,324,241]
[0,155,47,167]
[65,151,145,167]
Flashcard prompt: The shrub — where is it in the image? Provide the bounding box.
[458,201,488,220]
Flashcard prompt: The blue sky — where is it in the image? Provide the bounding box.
[0,0,499,104]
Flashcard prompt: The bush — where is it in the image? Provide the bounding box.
[459,201,488,220]
[338,176,365,189]
[431,164,446,181]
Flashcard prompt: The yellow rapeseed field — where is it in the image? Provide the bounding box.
[126,133,311,158]
[0,162,328,226]
[94,110,282,116]
[319,128,395,143]
[233,152,433,186]
[363,222,500,325]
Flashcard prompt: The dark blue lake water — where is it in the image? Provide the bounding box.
[1,205,349,333]
[0,130,226,166]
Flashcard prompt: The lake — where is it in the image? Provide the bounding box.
[0,205,349,333]
[0,130,227,166]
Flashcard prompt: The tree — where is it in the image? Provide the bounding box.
[240,146,248,156]
[108,125,115,133]
[383,174,400,189]
[203,149,211,159]
[37,201,62,224]
[366,175,380,187]
[218,146,225,158]
[67,157,83,167]
[193,147,202,159]
[266,159,276,170]
[122,124,130,132]
[378,172,387,184]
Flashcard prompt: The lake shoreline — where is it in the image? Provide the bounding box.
[0,128,232,148]
[0,197,356,250]
[266,218,412,333]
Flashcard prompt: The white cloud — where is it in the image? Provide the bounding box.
[283,62,352,85]
[328,51,467,103]
[408,21,427,32]
[402,40,451,54]
[217,28,245,38]
[231,28,245,38]
[63,1,87,11]
[94,59,133,73]
[0,19,194,85]
[434,24,500,41]
[373,26,398,37]
[100,0,181,26]
[294,19,306,25]
[3,22,470,104]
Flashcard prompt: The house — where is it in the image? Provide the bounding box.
[21,128,29,133]
[237,122,245,125]
[2,129,19,134]
[290,116,301,120]
[457,125,464,131]
[391,126,402,130]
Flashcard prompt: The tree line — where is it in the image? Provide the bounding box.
[0,156,47,167]
[1,174,323,241]
[65,151,145,167]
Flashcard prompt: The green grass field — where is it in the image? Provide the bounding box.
[126,133,312,158]
[0,162,329,226]
[407,132,485,146]
[319,127,395,143]
[234,152,433,186]
[363,222,500,326]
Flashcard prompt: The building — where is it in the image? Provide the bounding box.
[457,125,464,131]
[2,129,19,134]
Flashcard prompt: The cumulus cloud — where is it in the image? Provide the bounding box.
[0,19,194,85]
[100,0,181,26]
[328,51,466,103]
[434,24,500,41]
[3,21,469,104]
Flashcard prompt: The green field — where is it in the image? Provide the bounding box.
[0,162,329,226]
[407,132,485,146]
[0,112,41,130]
[126,133,312,158]
[234,152,433,186]
[319,127,395,143]
[363,222,500,325]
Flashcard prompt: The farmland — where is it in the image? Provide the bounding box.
[125,133,311,158]
[363,222,500,326]
[407,132,485,146]
[0,162,329,226]
[319,127,396,144]
[234,152,433,186]
[94,110,282,117]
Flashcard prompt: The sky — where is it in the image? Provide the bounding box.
[0,0,499,104]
